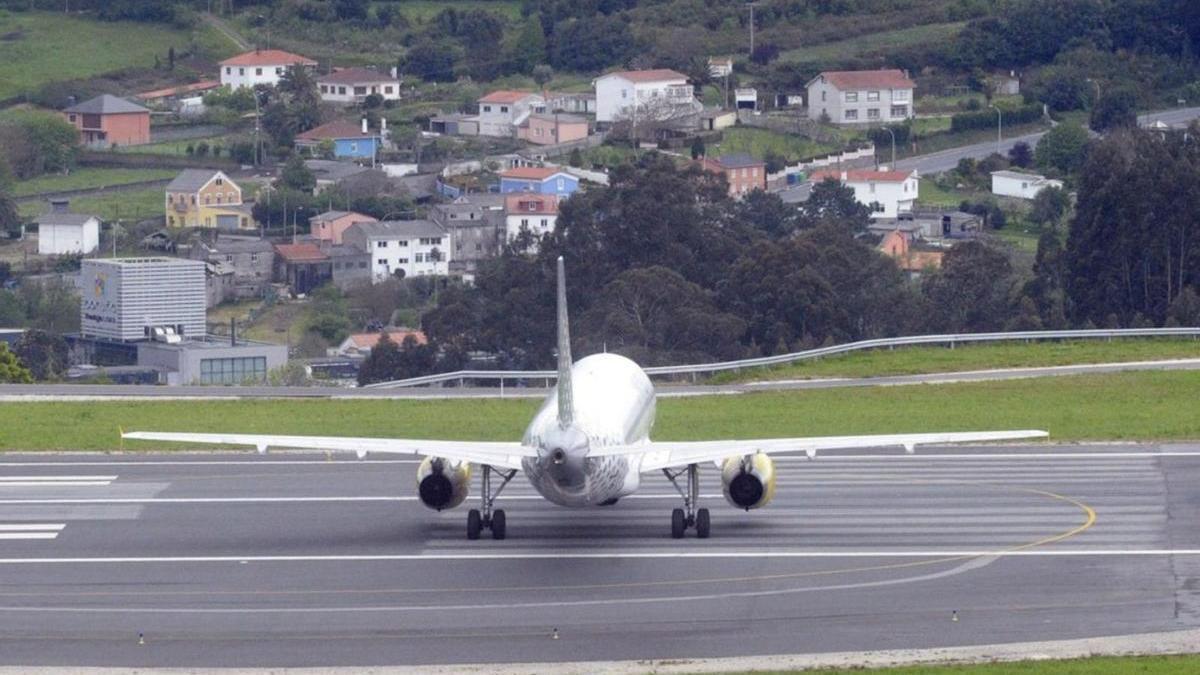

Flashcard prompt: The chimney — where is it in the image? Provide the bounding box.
[362,118,368,134]
[49,198,70,214]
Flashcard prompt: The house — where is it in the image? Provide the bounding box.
[869,210,982,240]
[342,220,450,281]
[498,167,579,196]
[991,170,1064,200]
[326,243,372,290]
[878,229,942,277]
[504,193,558,244]
[187,236,275,299]
[294,119,385,160]
[334,328,427,357]
[274,243,331,295]
[62,95,151,148]
[806,69,915,125]
[699,154,766,198]
[809,168,919,219]
[700,108,737,131]
[545,92,596,115]
[735,88,757,111]
[35,200,99,255]
[165,170,254,230]
[594,69,697,124]
[428,113,479,136]
[428,193,506,278]
[516,113,589,146]
[219,49,316,89]
[475,90,544,137]
[305,159,372,191]
[135,81,221,111]
[309,210,377,245]
[317,68,401,104]
[708,57,733,78]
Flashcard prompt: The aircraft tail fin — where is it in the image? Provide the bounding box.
[555,256,574,427]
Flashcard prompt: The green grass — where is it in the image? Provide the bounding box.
[711,339,1200,383]
[714,127,839,163]
[916,178,967,208]
[994,226,1041,253]
[115,136,234,156]
[374,1,522,21]
[5,369,1200,451]
[20,186,164,222]
[0,11,233,100]
[911,116,953,136]
[898,120,1050,161]
[11,168,176,197]
[779,22,966,67]
[745,654,1200,674]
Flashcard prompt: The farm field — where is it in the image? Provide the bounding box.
[713,127,839,163]
[19,185,165,222]
[11,168,176,197]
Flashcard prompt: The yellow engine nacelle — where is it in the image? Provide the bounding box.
[416,456,471,511]
[721,453,777,510]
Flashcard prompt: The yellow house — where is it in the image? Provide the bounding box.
[165,169,255,229]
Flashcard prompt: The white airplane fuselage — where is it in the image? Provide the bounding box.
[520,352,656,506]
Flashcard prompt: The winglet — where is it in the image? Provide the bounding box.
[556,256,574,427]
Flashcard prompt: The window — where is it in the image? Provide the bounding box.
[418,237,442,245]
[557,178,565,191]
[397,240,409,247]
[867,108,880,120]
[216,178,224,186]
[68,114,76,123]
[415,253,425,263]
[320,85,328,94]
[276,67,283,75]
[349,142,358,153]
[199,357,267,385]
[251,253,258,263]
[225,255,233,263]
[191,195,196,205]
[255,68,263,76]
[845,92,858,102]
[376,241,388,248]
[821,91,826,102]
[893,90,909,102]
[354,86,367,95]
[377,258,388,266]
[359,261,367,269]
[844,109,859,120]
[521,218,529,227]
[867,91,880,102]
[500,106,509,113]
[891,105,908,118]
[226,67,231,75]
[338,86,346,95]
[869,183,876,193]
[239,68,245,75]
[622,89,628,99]
[540,218,548,227]
[384,86,394,94]
[397,257,408,264]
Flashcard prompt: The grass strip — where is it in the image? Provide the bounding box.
[726,653,1200,674]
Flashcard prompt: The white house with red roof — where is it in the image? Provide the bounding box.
[474,90,545,137]
[809,168,919,219]
[504,193,559,245]
[806,69,915,125]
[220,49,317,89]
[594,69,695,123]
[317,67,401,104]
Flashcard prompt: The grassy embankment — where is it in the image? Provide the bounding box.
[4,369,1200,450]
[18,186,164,222]
[746,654,1200,674]
[0,11,232,101]
[11,168,177,197]
[710,338,1200,383]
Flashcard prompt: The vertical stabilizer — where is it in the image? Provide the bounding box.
[556,256,574,427]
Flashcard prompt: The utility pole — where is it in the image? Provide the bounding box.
[748,3,756,55]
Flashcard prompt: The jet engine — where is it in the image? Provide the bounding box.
[416,457,471,511]
[721,453,777,510]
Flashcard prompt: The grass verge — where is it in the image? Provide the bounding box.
[5,369,1200,451]
[709,339,1200,383]
[746,654,1200,674]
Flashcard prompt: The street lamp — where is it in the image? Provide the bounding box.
[989,104,1003,154]
[882,126,896,168]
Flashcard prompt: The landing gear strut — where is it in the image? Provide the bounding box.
[662,463,710,539]
[467,464,516,540]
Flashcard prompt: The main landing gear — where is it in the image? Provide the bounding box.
[467,464,516,540]
[662,463,710,539]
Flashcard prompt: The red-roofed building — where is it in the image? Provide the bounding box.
[594,69,696,123]
[878,229,942,277]
[504,194,559,244]
[317,67,400,104]
[698,154,766,198]
[136,80,221,105]
[274,243,331,295]
[335,328,428,357]
[476,90,544,137]
[809,168,919,219]
[293,119,384,160]
[220,49,317,90]
[806,69,915,125]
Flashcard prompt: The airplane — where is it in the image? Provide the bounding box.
[124,257,1048,540]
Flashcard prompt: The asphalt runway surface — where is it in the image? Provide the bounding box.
[0,445,1198,668]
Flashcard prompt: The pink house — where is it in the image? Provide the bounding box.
[517,113,589,146]
[310,210,377,245]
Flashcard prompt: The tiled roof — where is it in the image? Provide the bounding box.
[350,220,444,239]
[715,153,763,169]
[295,119,376,141]
[317,67,397,85]
[220,49,316,67]
[274,243,329,262]
[526,113,587,124]
[500,166,569,180]
[64,94,149,115]
[809,169,915,183]
[504,194,559,215]
[479,90,540,104]
[36,212,99,227]
[813,69,915,91]
[136,81,221,101]
[166,169,226,193]
[311,210,375,224]
[348,329,427,350]
[602,69,688,83]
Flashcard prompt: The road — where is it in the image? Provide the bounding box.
[0,445,1197,668]
[2,358,1198,400]
[896,107,1200,175]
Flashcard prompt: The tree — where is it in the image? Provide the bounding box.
[280,154,316,193]
[0,343,32,384]
[548,15,636,72]
[797,178,871,233]
[505,17,547,76]
[922,240,1016,333]
[1029,186,1071,227]
[334,0,369,21]
[261,66,321,148]
[732,189,799,239]
[13,329,69,381]
[1036,123,1090,175]
[1008,141,1034,168]
[356,331,402,386]
[689,135,705,160]
[1090,87,1138,133]
[403,39,459,82]
[459,10,505,80]
[532,64,554,88]
[749,42,780,66]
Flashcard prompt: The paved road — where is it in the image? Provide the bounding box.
[896,107,1200,175]
[3,358,1198,400]
[0,445,1196,668]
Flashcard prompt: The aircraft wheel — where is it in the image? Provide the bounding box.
[695,508,711,539]
[491,509,507,540]
[467,509,482,540]
[671,508,686,539]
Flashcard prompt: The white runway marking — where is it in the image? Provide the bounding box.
[0,550,1198,564]
[0,475,116,488]
[0,523,65,540]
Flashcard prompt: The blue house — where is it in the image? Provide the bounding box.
[294,119,382,160]
[498,167,579,197]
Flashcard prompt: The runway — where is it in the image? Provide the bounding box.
[0,445,1197,668]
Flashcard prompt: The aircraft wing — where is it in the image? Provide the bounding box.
[587,430,1049,473]
[121,431,533,470]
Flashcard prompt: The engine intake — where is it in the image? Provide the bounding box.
[416,456,471,511]
[721,453,776,510]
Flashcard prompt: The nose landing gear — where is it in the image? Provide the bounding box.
[663,463,710,539]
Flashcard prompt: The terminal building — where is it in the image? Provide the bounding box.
[75,258,286,385]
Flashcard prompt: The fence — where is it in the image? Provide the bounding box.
[361,328,1200,389]
[767,145,878,183]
